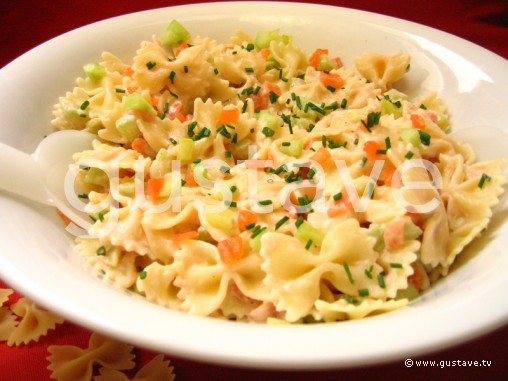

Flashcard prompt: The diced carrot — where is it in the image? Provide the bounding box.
[174,42,189,56]
[406,212,426,229]
[411,114,426,130]
[171,230,199,243]
[383,218,405,251]
[248,93,268,111]
[264,82,282,96]
[309,48,328,68]
[379,161,396,186]
[173,112,186,123]
[123,67,134,77]
[408,263,426,290]
[146,178,165,200]
[218,236,244,265]
[127,87,136,94]
[327,188,352,217]
[184,170,198,187]
[334,57,343,68]
[150,96,159,108]
[363,140,386,160]
[259,48,271,59]
[310,147,332,167]
[238,210,259,232]
[217,108,240,125]
[319,72,344,88]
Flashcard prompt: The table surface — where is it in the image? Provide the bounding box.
[1,1,507,380]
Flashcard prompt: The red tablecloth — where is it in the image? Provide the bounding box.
[1,1,507,380]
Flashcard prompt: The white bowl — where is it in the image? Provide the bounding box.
[0,1,507,369]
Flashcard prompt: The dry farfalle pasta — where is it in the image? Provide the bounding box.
[47,332,135,381]
[94,354,175,381]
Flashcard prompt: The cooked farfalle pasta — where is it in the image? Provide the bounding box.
[7,298,64,346]
[94,354,175,381]
[47,333,135,381]
[51,20,506,323]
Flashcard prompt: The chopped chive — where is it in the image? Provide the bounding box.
[98,212,104,222]
[96,246,106,256]
[169,70,176,84]
[360,157,367,167]
[478,173,492,188]
[333,192,342,201]
[80,100,90,110]
[187,121,197,137]
[377,273,386,288]
[258,199,272,206]
[358,289,369,297]
[342,295,360,304]
[224,150,232,158]
[307,124,315,132]
[390,263,403,269]
[170,91,179,99]
[246,43,255,51]
[385,136,391,149]
[295,216,305,228]
[275,216,290,230]
[326,86,336,93]
[307,168,316,179]
[340,98,348,109]
[245,67,254,73]
[169,138,178,145]
[281,141,291,147]
[139,271,147,280]
[321,135,327,148]
[78,193,89,199]
[419,104,427,110]
[262,127,275,137]
[214,68,219,75]
[193,127,211,141]
[225,200,237,207]
[184,65,188,73]
[405,151,414,159]
[241,100,249,113]
[160,102,169,120]
[305,239,313,250]
[146,61,156,70]
[181,179,187,186]
[245,222,256,230]
[220,166,230,174]
[115,88,126,93]
[269,91,279,104]
[231,133,238,143]
[229,185,238,193]
[418,130,431,146]
[364,265,374,279]
[354,138,359,145]
[251,226,267,239]
[343,262,355,284]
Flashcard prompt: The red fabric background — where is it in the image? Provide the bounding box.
[1,1,507,380]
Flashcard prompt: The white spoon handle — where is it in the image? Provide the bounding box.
[0,142,51,205]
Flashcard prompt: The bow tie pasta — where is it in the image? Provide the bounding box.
[52,20,506,323]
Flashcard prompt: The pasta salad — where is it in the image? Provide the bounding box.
[51,20,506,323]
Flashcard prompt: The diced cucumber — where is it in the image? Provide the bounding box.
[295,222,325,246]
[400,128,421,146]
[205,209,234,231]
[161,20,190,46]
[381,97,402,119]
[115,115,141,141]
[249,227,273,251]
[404,220,422,240]
[437,114,449,131]
[177,138,194,161]
[83,62,106,82]
[119,181,135,197]
[256,110,280,130]
[396,284,419,301]
[317,54,336,72]
[84,168,109,187]
[254,29,290,49]
[368,223,385,252]
[295,98,320,120]
[124,93,155,114]
[384,89,408,101]
[279,139,303,157]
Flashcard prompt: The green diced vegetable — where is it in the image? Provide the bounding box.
[124,93,156,114]
[317,54,336,72]
[381,97,402,119]
[177,137,194,161]
[161,20,190,46]
[249,226,272,251]
[83,62,106,82]
[256,110,280,130]
[279,139,303,157]
[254,29,290,49]
[115,115,141,141]
[368,223,385,252]
[404,220,422,240]
[400,128,421,146]
[84,167,109,187]
[295,222,325,246]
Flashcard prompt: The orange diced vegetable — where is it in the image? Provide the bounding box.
[383,218,405,250]
[217,108,240,125]
[146,178,165,200]
[411,114,426,130]
[363,140,386,160]
[310,147,332,167]
[171,230,199,243]
[379,161,396,186]
[319,72,344,88]
[238,210,259,231]
[248,93,268,111]
[131,137,152,157]
[123,67,134,77]
[309,48,328,68]
[327,188,352,217]
[218,236,244,265]
[174,112,186,123]
[264,82,282,96]
[259,48,271,59]
[150,96,159,108]
[184,170,198,187]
